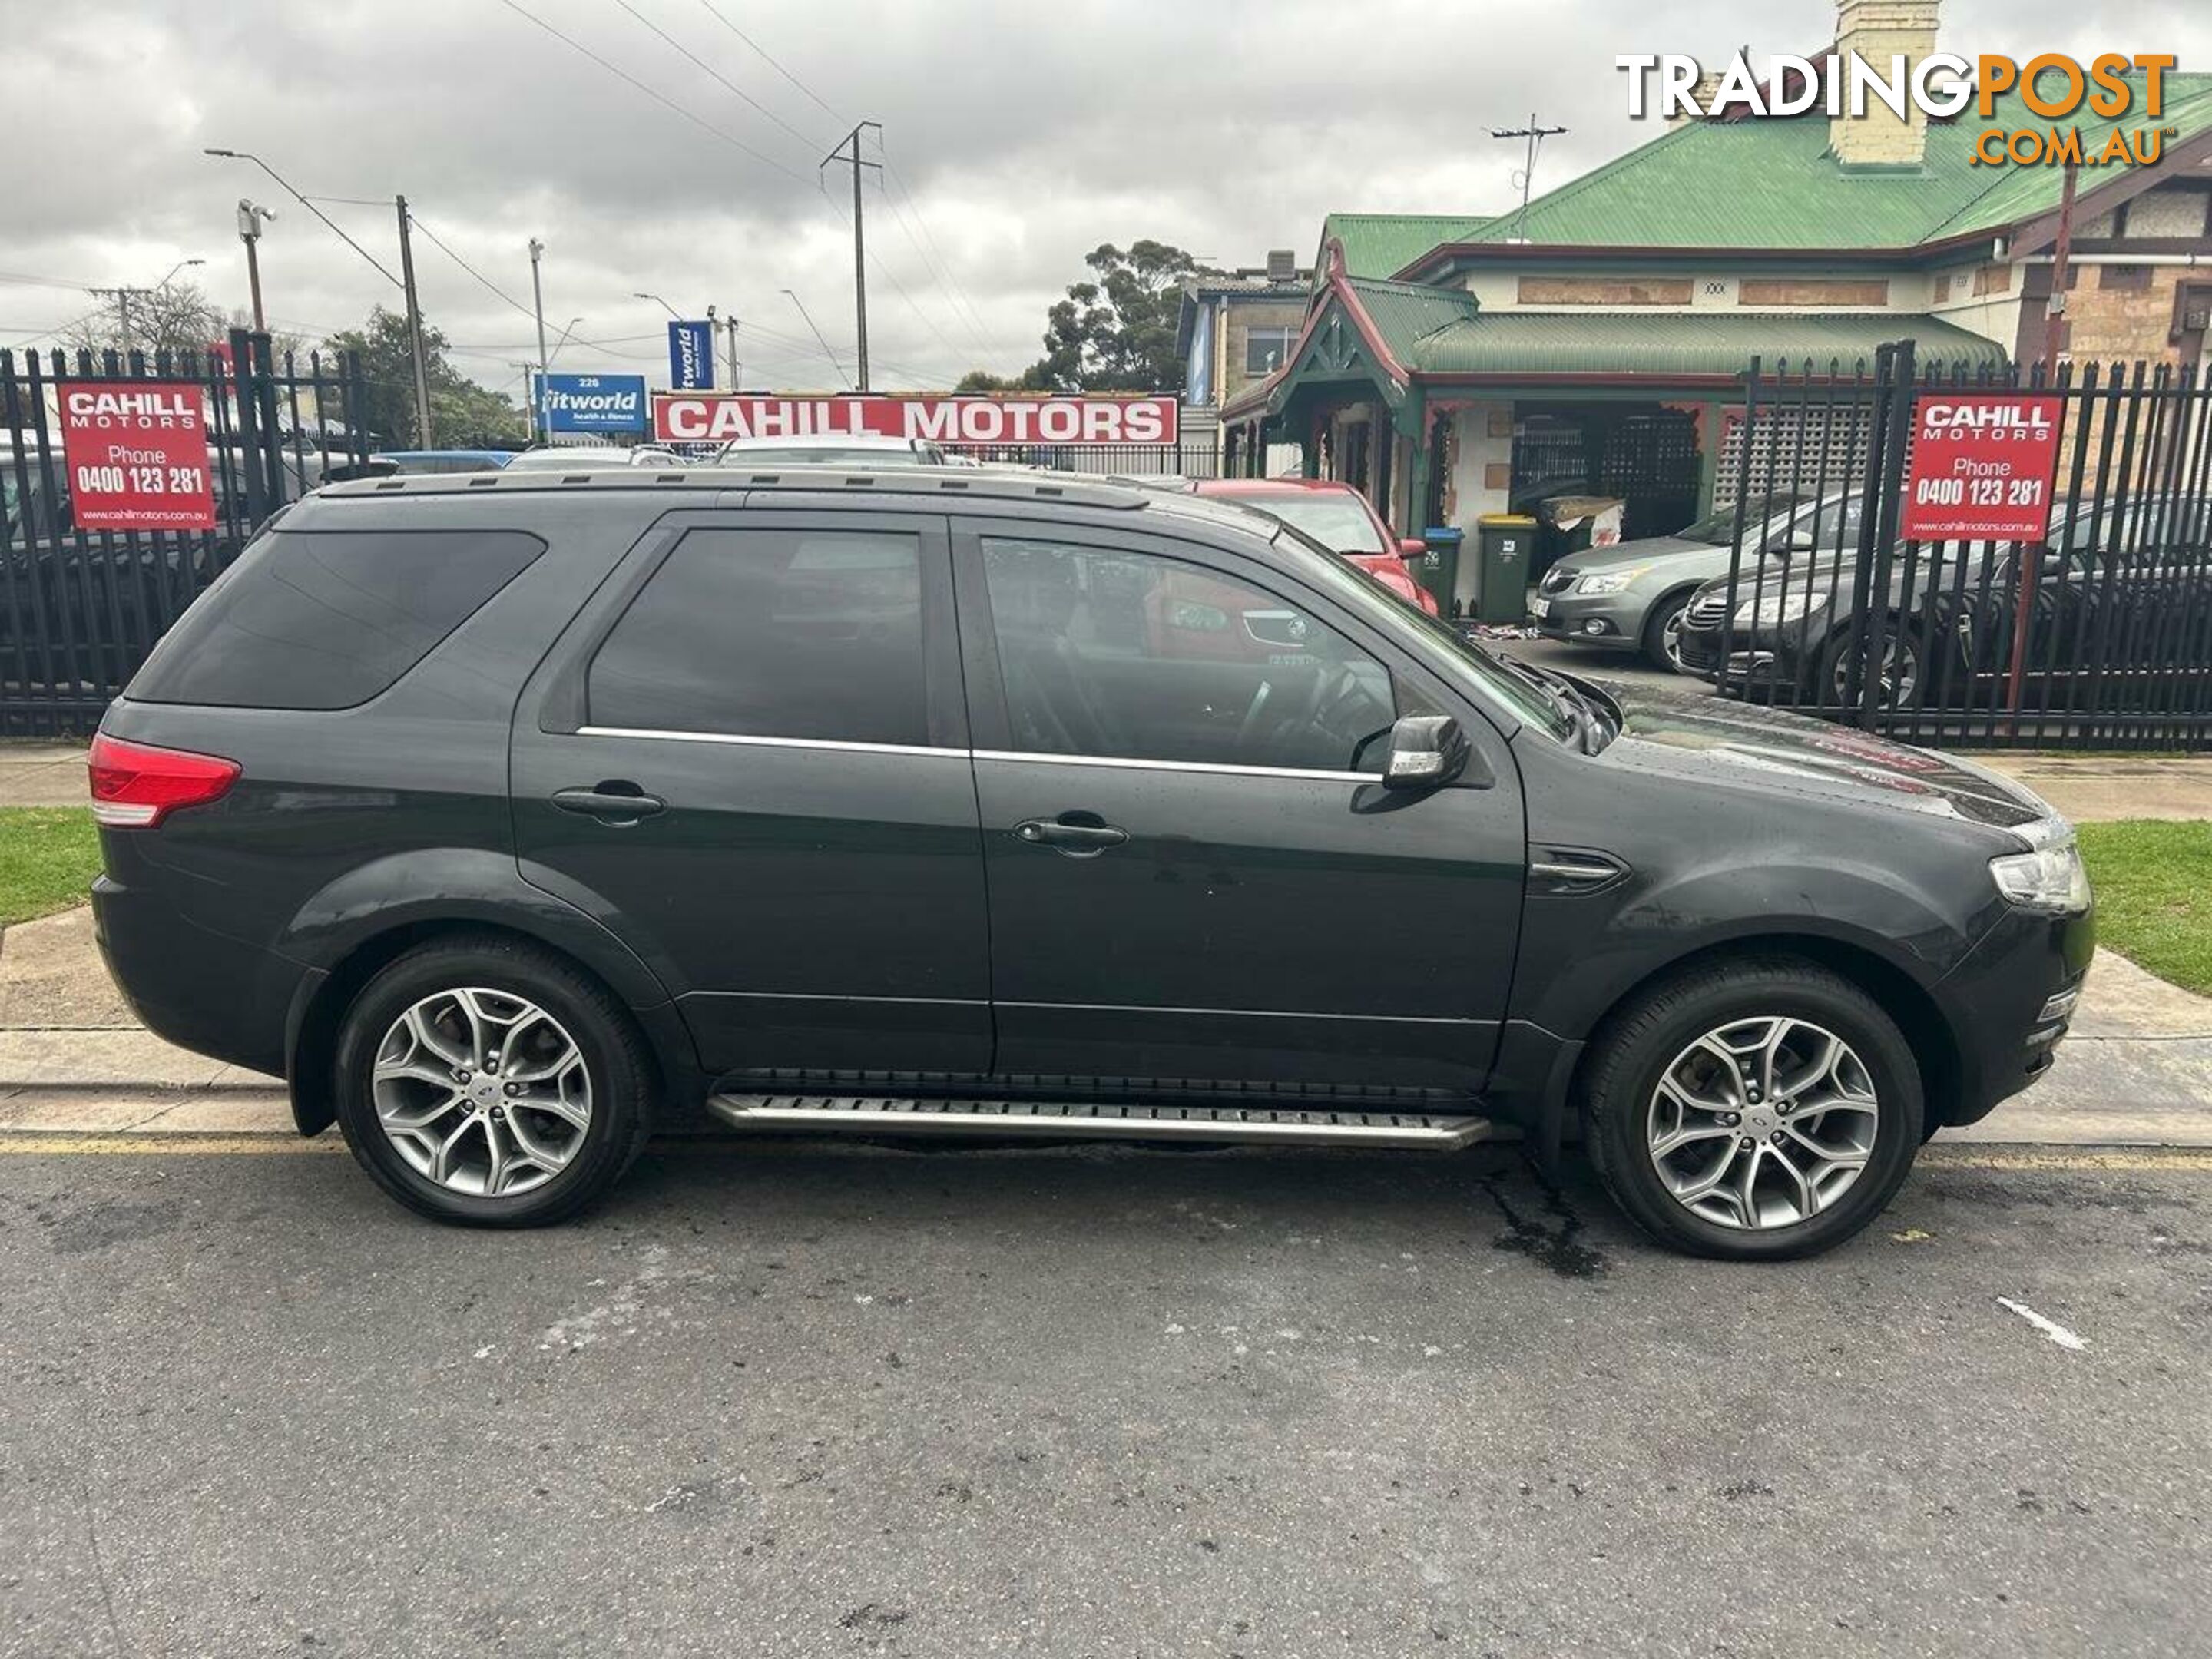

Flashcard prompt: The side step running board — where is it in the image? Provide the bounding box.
[704,1093,1498,1150]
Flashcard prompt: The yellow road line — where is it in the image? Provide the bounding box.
[0,1133,345,1156]
[1919,1144,2212,1172]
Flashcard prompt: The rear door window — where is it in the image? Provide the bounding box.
[586,527,928,747]
[127,527,545,709]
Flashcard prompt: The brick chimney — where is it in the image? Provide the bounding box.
[1828,0,1939,169]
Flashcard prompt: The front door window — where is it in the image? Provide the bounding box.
[979,538,1401,775]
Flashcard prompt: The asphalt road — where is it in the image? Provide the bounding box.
[5,1138,2208,1659]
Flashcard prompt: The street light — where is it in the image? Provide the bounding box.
[206,147,434,442]
[202,149,401,288]
[529,240,551,443]
[235,200,276,331]
[89,257,204,357]
[152,257,206,292]
[633,292,680,319]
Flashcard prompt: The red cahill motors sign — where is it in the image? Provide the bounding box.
[652,392,1178,447]
[56,382,217,532]
[1899,392,2064,541]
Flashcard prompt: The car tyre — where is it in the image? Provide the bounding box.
[333,934,654,1227]
[1818,624,1924,710]
[1641,591,1693,674]
[1578,955,1923,1260]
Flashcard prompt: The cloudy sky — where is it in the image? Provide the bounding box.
[5,0,2207,402]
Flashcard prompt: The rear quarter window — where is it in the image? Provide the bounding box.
[127,527,545,710]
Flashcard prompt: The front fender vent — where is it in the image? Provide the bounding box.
[1528,846,1628,896]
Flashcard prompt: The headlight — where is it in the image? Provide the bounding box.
[1731,590,1830,628]
[1989,828,2091,915]
[1575,568,1644,596]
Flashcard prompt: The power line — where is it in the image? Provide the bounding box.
[614,0,825,154]
[696,1,842,121]
[204,151,405,288]
[498,0,816,186]
[875,149,995,351]
[409,217,538,323]
[0,270,105,293]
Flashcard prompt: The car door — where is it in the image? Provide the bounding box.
[511,506,991,1078]
[953,517,1525,1097]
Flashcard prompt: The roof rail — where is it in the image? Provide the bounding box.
[323,468,1153,509]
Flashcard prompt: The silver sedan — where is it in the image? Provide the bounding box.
[1531,492,1863,673]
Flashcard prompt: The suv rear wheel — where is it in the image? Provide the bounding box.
[333,935,654,1226]
[1578,956,1923,1260]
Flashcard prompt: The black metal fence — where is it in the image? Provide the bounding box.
[1699,340,2212,751]
[2,330,368,736]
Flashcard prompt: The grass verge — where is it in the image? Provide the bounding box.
[0,807,101,928]
[2078,820,2212,997]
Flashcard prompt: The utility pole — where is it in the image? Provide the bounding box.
[528,239,551,442]
[395,196,434,447]
[509,361,538,442]
[821,121,882,392]
[236,200,275,331]
[726,313,743,389]
[1489,114,1569,242]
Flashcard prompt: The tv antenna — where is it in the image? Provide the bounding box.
[1490,114,1569,242]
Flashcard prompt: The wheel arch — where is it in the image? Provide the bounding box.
[283,914,694,1137]
[1544,930,1962,1160]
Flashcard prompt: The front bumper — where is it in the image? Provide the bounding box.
[1676,626,1819,694]
[1529,588,1646,649]
[1932,901,2097,1128]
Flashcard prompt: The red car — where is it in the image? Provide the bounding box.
[1193,478,1441,615]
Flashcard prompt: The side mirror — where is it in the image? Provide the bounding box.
[1382,714,1471,790]
[1398,537,1428,561]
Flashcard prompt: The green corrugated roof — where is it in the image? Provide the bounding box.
[1444,74,2212,253]
[1345,276,1477,363]
[1323,213,1490,279]
[1407,310,2008,376]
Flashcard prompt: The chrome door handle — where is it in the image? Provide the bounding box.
[1012,817,1129,857]
[552,785,665,823]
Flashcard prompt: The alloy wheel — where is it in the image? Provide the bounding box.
[1661,605,1687,672]
[372,987,593,1198]
[1830,635,1920,707]
[1644,1016,1879,1230]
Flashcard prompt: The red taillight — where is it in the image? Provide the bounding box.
[87,733,240,828]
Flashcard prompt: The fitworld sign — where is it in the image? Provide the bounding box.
[540,373,647,434]
[652,393,1179,447]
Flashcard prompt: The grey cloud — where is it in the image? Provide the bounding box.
[3,0,2204,392]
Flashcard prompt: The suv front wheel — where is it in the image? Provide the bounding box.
[333,935,654,1226]
[1579,956,1923,1260]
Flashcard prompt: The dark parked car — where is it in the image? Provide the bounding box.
[89,470,2091,1258]
[1677,496,2212,710]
